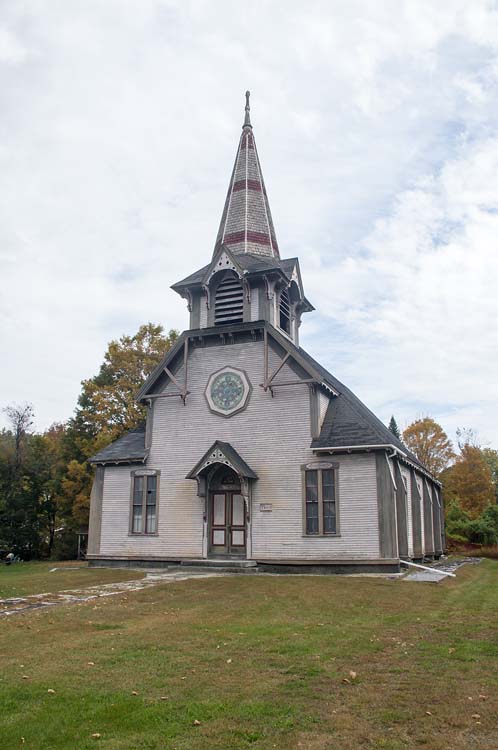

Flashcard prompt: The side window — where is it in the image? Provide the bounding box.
[130,473,158,534]
[303,465,339,536]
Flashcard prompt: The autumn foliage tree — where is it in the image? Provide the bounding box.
[402,417,454,477]
[61,323,179,526]
[77,323,179,442]
[442,443,495,519]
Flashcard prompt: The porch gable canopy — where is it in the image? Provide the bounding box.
[186,440,258,484]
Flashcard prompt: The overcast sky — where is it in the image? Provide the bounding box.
[1,0,497,447]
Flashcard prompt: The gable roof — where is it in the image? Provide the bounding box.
[186,440,258,480]
[89,426,147,465]
[171,251,304,289]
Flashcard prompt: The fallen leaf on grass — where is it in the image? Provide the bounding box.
[342,678,350,684]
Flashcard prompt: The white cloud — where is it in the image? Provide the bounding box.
[0,27,27,65]
[0,0,497,445]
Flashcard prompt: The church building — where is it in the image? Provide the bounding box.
[87,93,444,573]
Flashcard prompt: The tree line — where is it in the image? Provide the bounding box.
[1,323,496,559]
[0,324,178,559]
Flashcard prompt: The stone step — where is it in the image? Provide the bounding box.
[178,565,259,574]
[180,558,257,569]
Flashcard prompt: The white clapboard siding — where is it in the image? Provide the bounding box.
[99,339,380,560]
[401,466,413,557]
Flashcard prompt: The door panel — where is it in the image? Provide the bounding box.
[213,494,226,525]
[232,494,245,525]
[212,529,226,546]
[231,529,245,547]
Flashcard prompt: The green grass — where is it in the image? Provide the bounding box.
[1,561,498,749]
[0,561,144,598]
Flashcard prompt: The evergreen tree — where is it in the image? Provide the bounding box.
[388,416,401,440]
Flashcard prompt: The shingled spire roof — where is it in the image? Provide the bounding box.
[215,92,280,258]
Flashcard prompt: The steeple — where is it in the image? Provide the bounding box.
[215,92,280,258]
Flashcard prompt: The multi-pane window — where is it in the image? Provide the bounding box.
[131,474,158,534]
[304,466,338,535]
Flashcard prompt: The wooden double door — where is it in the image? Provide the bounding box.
[209,491,246,558]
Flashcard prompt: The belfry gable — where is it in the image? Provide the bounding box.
[202,244,244,285]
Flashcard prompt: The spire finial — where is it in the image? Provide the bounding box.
[243,90,252,129]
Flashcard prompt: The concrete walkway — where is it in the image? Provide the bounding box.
[403,556,481,583]
[0,569,231,618]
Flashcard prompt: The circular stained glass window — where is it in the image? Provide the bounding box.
[210,372,245,412]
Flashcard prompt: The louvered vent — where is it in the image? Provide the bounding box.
[279,287,291,334]
[214,273,244,326]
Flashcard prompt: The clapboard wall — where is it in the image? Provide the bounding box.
[98,338,381,561]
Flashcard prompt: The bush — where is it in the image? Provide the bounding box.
[446,500,498,546]
[445,502,472,539]
[467,517,498,545]
[50,528,79,560]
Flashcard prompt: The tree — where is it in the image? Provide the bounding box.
[442,443,495,519]
[388,416,401,440]
[482,448,498,504]
[0,403,40,558]
[402,417,455,476]
[62,323,179,527]
[75,323,178,442]
[3,402,34,484]
[28,423,69,557]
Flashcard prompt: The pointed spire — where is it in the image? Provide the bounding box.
[215,92,279,258]
[244,90,252,129]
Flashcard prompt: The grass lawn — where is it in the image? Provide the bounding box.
[1,561,497,749]
[0,561,145,599]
